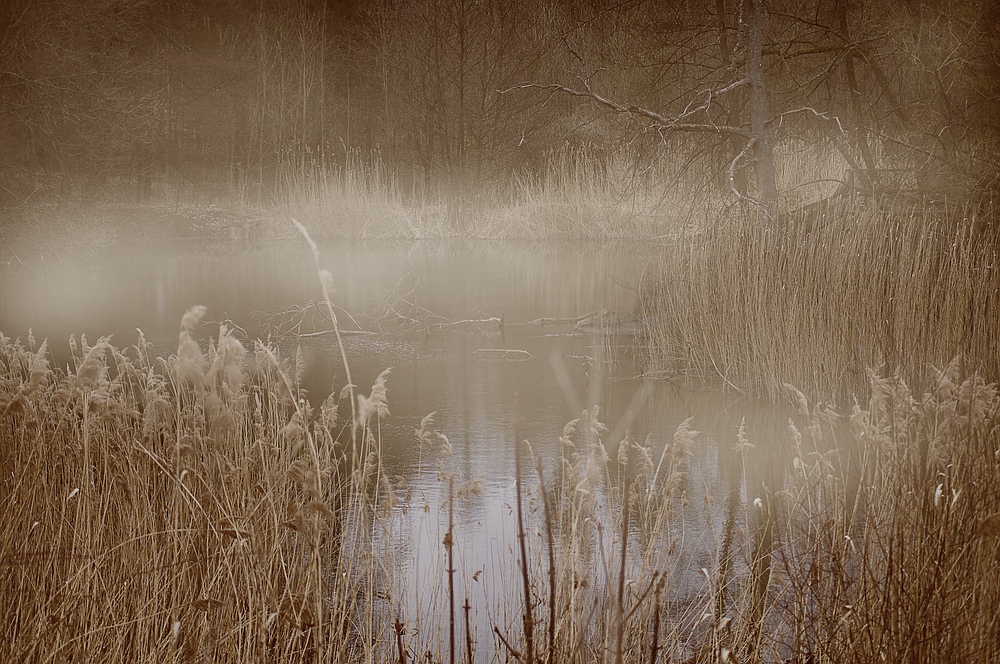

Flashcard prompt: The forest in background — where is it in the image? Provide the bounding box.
[1,0,998,232]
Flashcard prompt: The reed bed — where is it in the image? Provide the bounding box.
[0,316,394,662]
[773,362,1000,663]
[641,201,1000,403]
[279,146,704,240]
[3,312,999,662]
[0,317,699,662]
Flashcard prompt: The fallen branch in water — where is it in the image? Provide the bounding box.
[297,329,376,338]
[442,316,503,332]
[472,348,532,361]
[368,272,505,336]
[260,288,637,343]
[256,299,367,338]
[523,309,610,327]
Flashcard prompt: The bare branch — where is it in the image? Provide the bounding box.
[501,83,752,139]
[768,106,865,175]
[727,139,756,203]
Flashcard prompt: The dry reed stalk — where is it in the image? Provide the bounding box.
[614,440,632,664]
[514,436,535,664]
[395,617,408,664]
[648,576,664,664]
[463,597,473,664]
[446,475,456,664]
[291,218,356,432]
[643,203,1000,403]
[291,218,406,660]
[535,455,557,664]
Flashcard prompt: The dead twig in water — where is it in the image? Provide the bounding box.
[472,349,532,361]
[256,299,367,338]
[524,309,610,327]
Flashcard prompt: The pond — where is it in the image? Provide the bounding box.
[0,237,791,658]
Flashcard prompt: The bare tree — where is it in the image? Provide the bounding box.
[742,0,779,218]
[499,0,999,226]
[502,1,783,224]
[0,0,160,202]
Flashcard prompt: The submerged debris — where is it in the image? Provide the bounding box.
[472,348,532,361]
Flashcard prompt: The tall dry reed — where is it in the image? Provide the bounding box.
[4,196,999,661]
[279,144,703,239]
[642,201,1000,403]
[772,361,1000,663]
[0,312,394,662]
[3,323,999,662]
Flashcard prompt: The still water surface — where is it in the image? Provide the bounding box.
[0,238,789,654]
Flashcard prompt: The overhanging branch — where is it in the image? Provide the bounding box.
[501,82,752,140]
[767,106,866,175]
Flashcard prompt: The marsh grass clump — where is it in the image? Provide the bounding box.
[280,145,699,239]
[773,360,1000,663]
[642,202,1000,402]
[0,314,401,663]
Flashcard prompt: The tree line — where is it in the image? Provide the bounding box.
[1,0,997,216]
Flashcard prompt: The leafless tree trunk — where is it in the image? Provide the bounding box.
[838,0,879,195]
[716,0,748,202]
[742,0,779,222]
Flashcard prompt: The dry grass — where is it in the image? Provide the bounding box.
[2,314,1000,662]
[641,200,1000,403]
[0,316,394,662]
[278,145,707,240]
[772,363,1000,663]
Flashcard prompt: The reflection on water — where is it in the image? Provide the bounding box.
[0,238,795,658]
